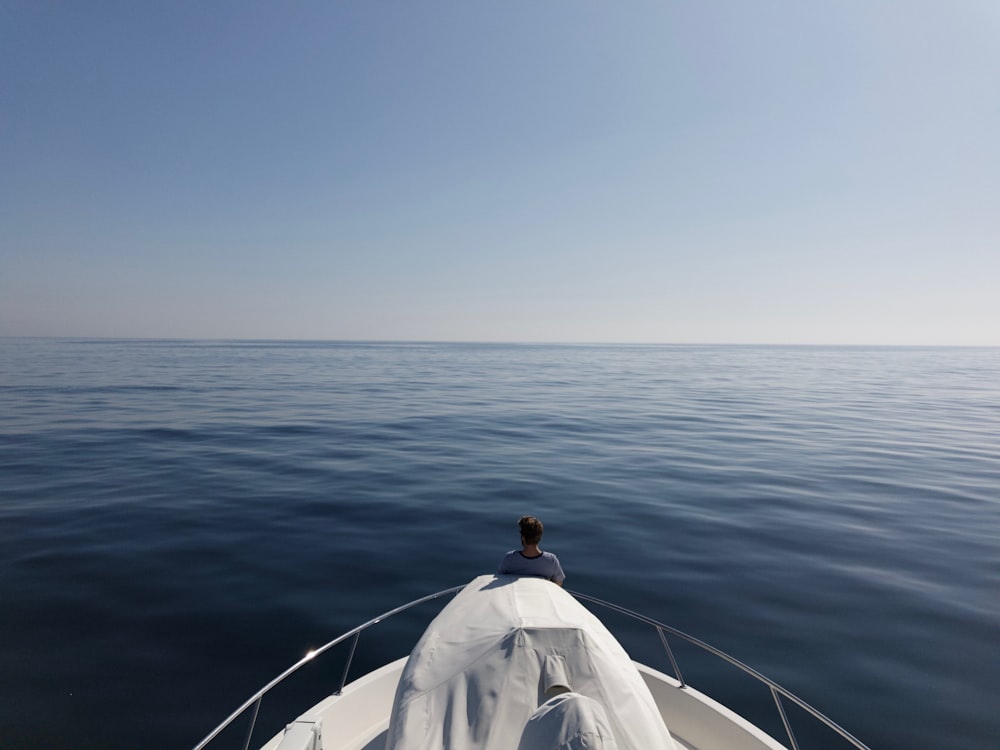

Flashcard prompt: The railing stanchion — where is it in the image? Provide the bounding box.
[192,585,464,750]
[337,631,360,695]
[656,626,685,688]
[772,687,800,750]
[570,590,870,750]
[241,696,262,750]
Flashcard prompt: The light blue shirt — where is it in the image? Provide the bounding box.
[498,550,565,583]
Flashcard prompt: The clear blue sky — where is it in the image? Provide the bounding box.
[2,1,997,344]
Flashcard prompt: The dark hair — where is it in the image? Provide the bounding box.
[518,515,544,545]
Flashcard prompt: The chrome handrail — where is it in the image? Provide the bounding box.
[568,590,871,750]
[191,585,464,750]
[192,583,870,750]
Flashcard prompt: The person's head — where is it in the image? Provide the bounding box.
[518,515,544,545]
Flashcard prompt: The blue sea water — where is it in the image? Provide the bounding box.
[1,339,998,750]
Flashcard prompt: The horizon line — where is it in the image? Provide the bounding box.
[2,335,998,348]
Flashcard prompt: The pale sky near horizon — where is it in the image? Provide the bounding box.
[2,2,998,344]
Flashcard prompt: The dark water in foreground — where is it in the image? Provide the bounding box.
[1,339,998,750]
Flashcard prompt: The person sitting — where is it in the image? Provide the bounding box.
[498,515,565,586]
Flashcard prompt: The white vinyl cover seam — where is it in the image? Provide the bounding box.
[384,575,678,750]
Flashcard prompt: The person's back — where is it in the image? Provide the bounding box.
[498,515,565,586]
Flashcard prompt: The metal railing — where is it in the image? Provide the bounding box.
[191,584,870,750]
[191,585,465,750]
[568,591,871,750]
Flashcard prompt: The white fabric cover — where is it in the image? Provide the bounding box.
[517,692,618,750]
[385,575,677,750]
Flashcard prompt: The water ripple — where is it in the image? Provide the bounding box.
[1,340,998,749]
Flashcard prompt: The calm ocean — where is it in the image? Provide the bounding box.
[1,339,997,750]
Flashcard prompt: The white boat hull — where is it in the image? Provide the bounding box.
[193,580,867,750]
[259,658,788,750]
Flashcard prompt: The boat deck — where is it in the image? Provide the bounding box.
[258,657,788,750]
[194,583,868,750]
